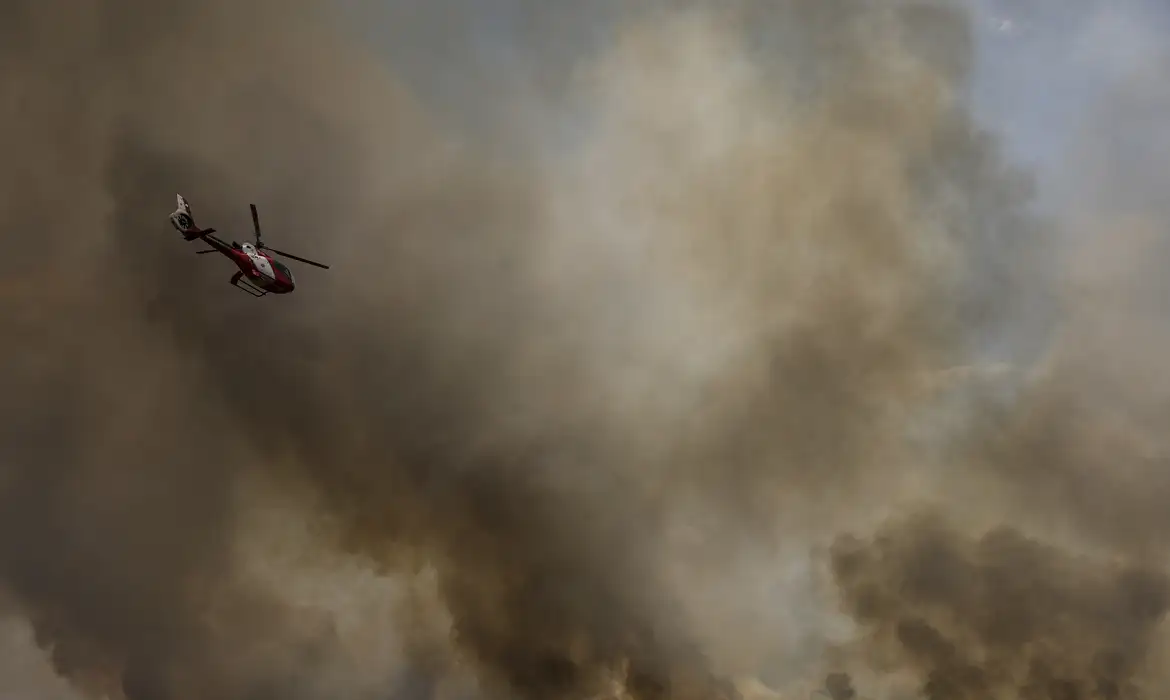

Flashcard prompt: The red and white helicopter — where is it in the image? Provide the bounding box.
[168,194,329,297]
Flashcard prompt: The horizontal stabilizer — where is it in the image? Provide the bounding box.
[182,226,216,241]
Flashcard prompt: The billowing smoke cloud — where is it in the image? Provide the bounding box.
[956,11,1170,555]
[816,5,1170,698]
[831,512,1169,699]
[4,0,1168,699]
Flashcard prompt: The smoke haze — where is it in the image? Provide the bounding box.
[2,1,1169,699]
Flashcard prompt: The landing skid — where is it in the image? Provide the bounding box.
[230,271,267,298]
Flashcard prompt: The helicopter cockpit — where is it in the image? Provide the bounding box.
[270,258,295,283]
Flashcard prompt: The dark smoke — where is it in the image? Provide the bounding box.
[2,0,735,697]
[4,0,1160,699]
[830,512,1170,699]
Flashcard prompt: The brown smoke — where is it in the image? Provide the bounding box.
[2,0,743,697]
[727,7,1170,697]
[830,512,1169,699]
[816,11,1170,697]
[5,0,1164,699]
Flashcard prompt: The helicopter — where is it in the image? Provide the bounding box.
[168,194,329,297]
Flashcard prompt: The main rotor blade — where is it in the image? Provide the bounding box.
[266,247,329,269]
[195,249,218,254]
[250,204,261,241]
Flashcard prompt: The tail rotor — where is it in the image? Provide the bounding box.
[169,193,215,240]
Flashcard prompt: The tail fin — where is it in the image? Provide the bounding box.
[169,194,216,240]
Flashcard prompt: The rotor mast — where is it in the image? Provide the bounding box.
[245,202,330,269]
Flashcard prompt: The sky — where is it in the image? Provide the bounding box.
[337,0,1170,374]
[965,0,1170,210]
[345,0,1170,213]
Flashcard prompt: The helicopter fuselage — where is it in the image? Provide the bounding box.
[232,241,295,294]
[200,236,296,294]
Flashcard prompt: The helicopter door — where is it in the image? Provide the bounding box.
[240,244,274,279]
[252,255,275,279]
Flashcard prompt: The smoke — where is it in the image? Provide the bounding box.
[4,0,1170,699]
[831,512,1170,699]
[939,3,1170,555]
[817,5,1170,699]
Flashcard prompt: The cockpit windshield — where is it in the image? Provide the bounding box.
[271,259,294,283]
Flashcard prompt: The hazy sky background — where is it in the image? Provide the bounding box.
[343,0,1170,214]
[966,0,1170,210]
[335,0,1170,374]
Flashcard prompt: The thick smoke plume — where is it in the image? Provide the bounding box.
[831,512,1169,699]
[3,0,1169,699]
